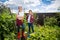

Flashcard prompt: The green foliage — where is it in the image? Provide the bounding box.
[27,26,60,40]
[44,17,57,26]
[24,14,27,26]
[55,13,60,26]
[33,13,37,25]
[0,5,16,40]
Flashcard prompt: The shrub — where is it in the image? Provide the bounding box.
[44,17,57,26]
[0,5,16,40]
[27,26,60,40]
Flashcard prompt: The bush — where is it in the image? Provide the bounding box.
[27,26,60,40]
[0,5,16,40]
[44,17,57,26]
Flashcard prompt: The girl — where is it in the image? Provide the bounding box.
[16,6,25,40]
[26,10,34,34]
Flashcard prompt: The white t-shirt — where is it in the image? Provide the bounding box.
[17,12,24,20]
[18,12,24,17]
[28,15,31,23]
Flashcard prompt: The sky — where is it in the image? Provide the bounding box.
[0,0,60,13]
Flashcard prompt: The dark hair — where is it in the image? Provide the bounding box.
[29,10,32,12]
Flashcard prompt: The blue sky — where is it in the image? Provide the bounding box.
[0,0,60,13]
[0,0,8,2]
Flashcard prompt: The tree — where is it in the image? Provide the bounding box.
[0,4,16,40]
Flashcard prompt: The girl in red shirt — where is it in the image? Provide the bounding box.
[26,10,34,34]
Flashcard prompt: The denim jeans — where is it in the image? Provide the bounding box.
[17,23,25,32]
[28,23,34,34]
[16,23,25,39]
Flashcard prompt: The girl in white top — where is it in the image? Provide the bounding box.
[16,6,25,40]
[16,6,24,21]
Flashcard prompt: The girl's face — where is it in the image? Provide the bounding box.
[18,6,22,12]
[29,10,32,15]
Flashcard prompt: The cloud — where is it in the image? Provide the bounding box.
[24,0,40,7]
[45,0,60,12]
[3,0,60,13]
[11,9,18,13]
[4,0,40,8]
[4,0,24,6]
